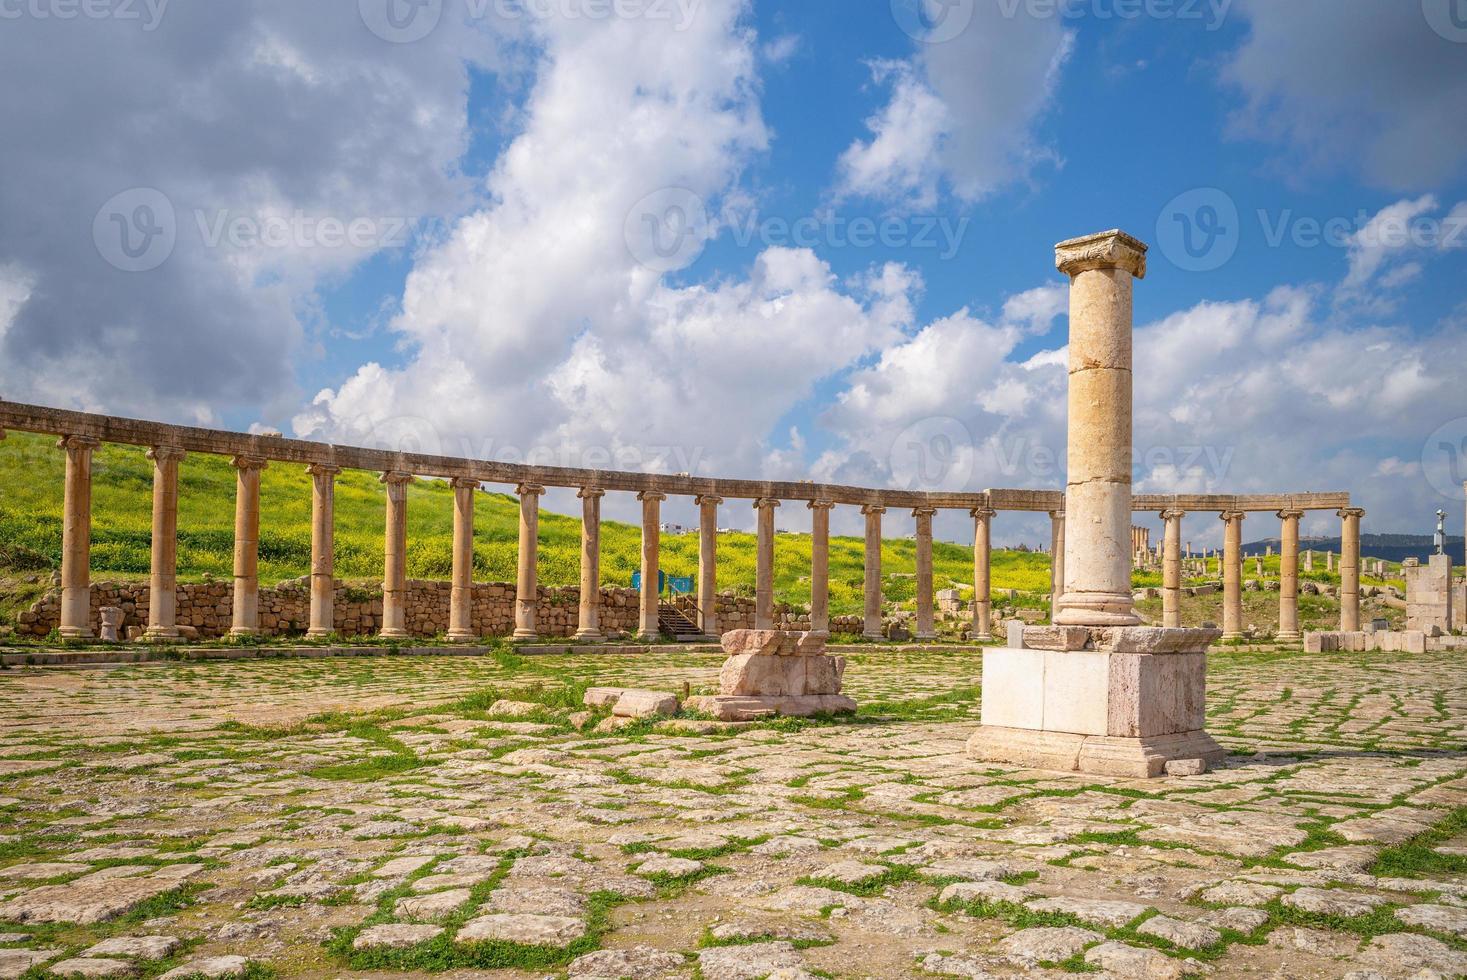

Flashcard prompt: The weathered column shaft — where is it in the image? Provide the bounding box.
[145,446,186,639]
[1049,511,1065,623]
[230,456,268,636]
[1340,507,1364,631]
[1161,508,1184,628]
[754,498,779,630]
[638,491,666,637]
[513,484,544,639]
[380,471,414,639]
[696,495,722,637]
[1054,231,1147,627]
[971,507,995,641]
[58,436,100,638]
[306,464,340,638]
[914,507,937,640]
[447,477,479,642]
[808,501,834,633]
[1221,511,1245,639]
[862,505,885,638]
[575,487,605,639]
[1278,509,1302,641]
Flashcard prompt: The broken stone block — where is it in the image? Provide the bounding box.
[582,687,626,708]
[610,690,678,719]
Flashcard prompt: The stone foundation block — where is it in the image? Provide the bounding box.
[611,690,679,719]
[967,726,1225,779]
[719,653,845,697]
[686,694,857,722]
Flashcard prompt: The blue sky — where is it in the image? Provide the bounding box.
[1,0,1465,546]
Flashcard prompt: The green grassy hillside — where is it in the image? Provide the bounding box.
[0,431,1396,621]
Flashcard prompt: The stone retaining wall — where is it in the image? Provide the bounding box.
[15,581,865,640]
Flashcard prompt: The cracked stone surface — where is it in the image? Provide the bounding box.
[0,646,1459,978]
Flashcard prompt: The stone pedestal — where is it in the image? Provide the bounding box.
[687,629,857,721]
[1405,555,1454,634]
[967,625,1225,778]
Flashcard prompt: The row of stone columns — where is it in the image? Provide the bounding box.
[46,434,1366,642]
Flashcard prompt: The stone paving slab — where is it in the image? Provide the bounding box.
[0,647,1459,978]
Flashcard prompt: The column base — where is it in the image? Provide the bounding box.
[57,628,94,640]
[1220,632,1244,641]
[915,632,937,641]
[305,628,333,639]
[141,628,181,643]
[968,725,1226,778]
[573,629,603,641]
[1055,590,1142,627]
[379,629,410,640]
[512,629,539,640]
[446,630,479,643]
[974,633,994,643]
[1275,631,1302,644]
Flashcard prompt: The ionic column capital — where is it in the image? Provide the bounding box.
[1055,229,1148,279]
[970,506,997,521]
[807,499,836,512]
[1277,508,1304,521]
[1049,509,1065,521]
[577,485,605,500]
[1219,510,1246,523]
[1338,507,1365,520]
[450,476,481,490]
[638,490,667,503]
[695,494,723,507]
[753,497,780,510]
[516,482,545,497]
[1159,508,1185,521]
[56,434,100,452]
[147,445,186,464]
[306,462,342,478]
[861,504,886,516]
[380,470,415,486]
[231,454,268,472]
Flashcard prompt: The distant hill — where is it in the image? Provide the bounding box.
[1244,533,1464,564]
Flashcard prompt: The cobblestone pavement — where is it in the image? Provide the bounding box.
[0,647,1462,979]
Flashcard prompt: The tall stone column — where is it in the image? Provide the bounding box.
[144,446,186,641]
[513,483,544,639]
[696,495,722,637]
[1049,510,1065,623]
[1277,509,1303,643]
[1339,507,1364,631]
[808,500,834,633]
[971,507,995,641]
[754,498,779,629]
[1220,511,1245,640]
[638,491,666,638]
[861,504,886,638]
[230,455,268,637]
[1053,231,1145,627]
[57,435,100,639]
[447,477,480,643]
[380,471,414,639]
[1161,508,1184,628]
[574,487,605,640]
[913,507,937,640]
[306,463,340,638]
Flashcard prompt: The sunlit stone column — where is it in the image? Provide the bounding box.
[1220,510,1245,640]
[808,500,834,633]
[447,477,480,643]
[1277,509,1303,643]
[574,487,605,640]
[58,435,100,639]
[754,498,779,629]
[861,504,886,639]
[913,506,937,640]
[230,455,268,637]
[1339,507,1364,631]
[513,483,544,639]
[970,507,995,641]
[143,446,186,640]
[1161,508,1184,629]
[696,495,722,637]
[1049,510,1065,623]
[379,471,414,639]
[306,463,340,638]
[638,491,666,638]
[1053,231,1146,627]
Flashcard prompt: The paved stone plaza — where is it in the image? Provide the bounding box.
[0,647,1461,978]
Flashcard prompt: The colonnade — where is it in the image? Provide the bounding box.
[3,402,1359,643]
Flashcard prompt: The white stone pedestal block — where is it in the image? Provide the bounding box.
[968,625,1225,778]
